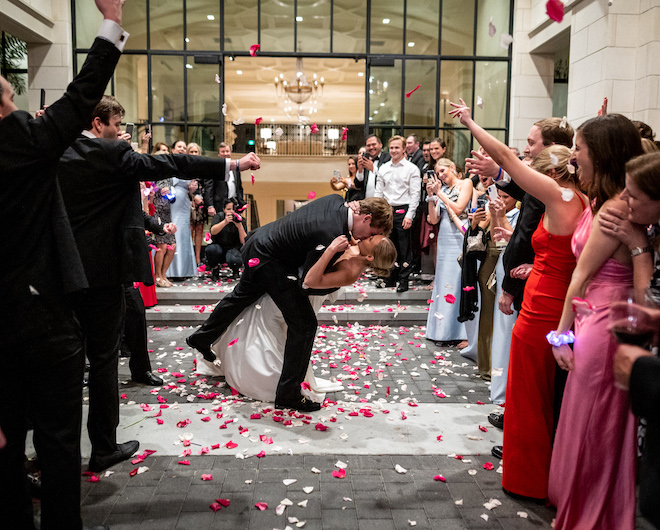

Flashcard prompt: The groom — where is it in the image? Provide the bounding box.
[187,194,392,411]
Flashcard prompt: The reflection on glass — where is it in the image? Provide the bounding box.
[441,0,475,56]
[332,0,366,54]
[224,0,258,52]
[187,58,220,123]
[406,1,439,55]
[75,0,102,49]
[150,0,183,50]
[115,55,149,123]
[473,61,507,129]
[369,60,402,126]
[443,128,472,168]
[370,127,399,151]
[261,0,294,52]
[440,61,473,126]
[186,0,220,51]
[298,0,330,53]
[152,56,184,122]
[188,124,222,155]
[123,0,147,49]
[404,60,436,126]
[370,0,403,55]
[151,124,185,150]
[403,129,436,145]
[476,0,510,57]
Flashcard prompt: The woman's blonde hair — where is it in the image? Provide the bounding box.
[435,158,456,172]
[370,237,397,277]
[530,145,577,187]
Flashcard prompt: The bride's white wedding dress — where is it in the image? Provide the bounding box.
[195,291,344,402]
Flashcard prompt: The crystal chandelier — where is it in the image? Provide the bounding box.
[274,58,324,122]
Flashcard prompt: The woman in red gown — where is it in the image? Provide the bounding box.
[449,99,587,500]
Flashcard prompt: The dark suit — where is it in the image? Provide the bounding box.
[408,148,425,172]
[204,168,244,212]
[190,194,351,402]
[0,37,121,530]
[57,139,229,459]
[353,152,391,199]
[630,355,660,528]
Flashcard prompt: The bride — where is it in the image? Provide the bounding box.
[196,234,396,402]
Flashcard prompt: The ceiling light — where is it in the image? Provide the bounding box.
[373,110,379,114]
[207,15,215,20]
[408,42,415,47]
[327,119,332,123]
[185,38,190,43]
[358,72,364,77]
[236,70,243,75]
[383,18,390,24]
[186,64,193,69]
[380,102,385,106]
[296,16,303,21]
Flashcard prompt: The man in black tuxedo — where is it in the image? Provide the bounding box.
[187,195,393,411]
[405,134,425,172]
[56,95,260,473]
[0,2,126,528]
[204,142,245,217]
[354,134,391,199]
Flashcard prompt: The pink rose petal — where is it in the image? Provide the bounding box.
[256,450,266,458]
[444,294,456,304]
[178,460,191,466]
[217,498,231,507]
[254,502,268,511]
[201,474,213,481]
[210,502,222,512]
[332,469,346,479]
[405,85,421,98]
[227,337,239,347]
[395,209,405,214]
[341,127,348,141]
[434,474,446,482]
[197,264,207,272]
[546,0,565,22]
[301,382,311,391]
[307,191,316,200]
[255,117,263,125]
[204,233,211,242]
[248,258,260,268]
[310,123,319,134]
[226,441,238,449]
[249,43,260,56]
[251,173,255,185]
[462,286,475,291]
[483,462,495,471]
[315,422,328,431]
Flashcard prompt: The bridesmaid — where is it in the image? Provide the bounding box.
[425,158,472,344]
[549,115,644,529]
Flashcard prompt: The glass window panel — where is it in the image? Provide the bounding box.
[151,124,185,149]
[115,55,149,124]
[188,124,221,155]
[440,61,473,127]
[297,0,330,53]
[77,53,112,93]
[475,0,510,57]
[74,0,102,49]
[404,59,436,127]
[261,0,294,53]
[186,57,220,123]
[473,61,507,129]
[152,56,184,122]
[12,73,29,112]
[123,0,147,49]
[224,0,258,52]
[150,0,183,50]
[332,0,366,54]
[186,0,220,51]
[441,0,475,56]
[405,1,439,56]
[369,127,399,153]
[403,129,436,146]
[442,128,472,169]
[370,0,403,55]
[369,60,401,126]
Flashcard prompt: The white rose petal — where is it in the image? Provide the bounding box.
[395,464,407,474]
[303,486,314,494]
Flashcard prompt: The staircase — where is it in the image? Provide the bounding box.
[145,274,433,328]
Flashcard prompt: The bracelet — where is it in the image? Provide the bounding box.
[494,167,502,181]
[631,246,651,257]
[546,330,575,347]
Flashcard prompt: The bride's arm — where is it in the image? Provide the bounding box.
[304,236,360,289]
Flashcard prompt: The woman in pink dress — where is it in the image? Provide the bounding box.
[549,114,644,529]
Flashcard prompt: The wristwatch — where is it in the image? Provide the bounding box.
[631,246,651,257]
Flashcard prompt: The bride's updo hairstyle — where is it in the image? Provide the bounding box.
[531,145,577,187]
[370,237,397,277]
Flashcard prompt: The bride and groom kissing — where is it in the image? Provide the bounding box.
[186,194,396,412]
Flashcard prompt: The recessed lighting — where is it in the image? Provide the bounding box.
[380,102,385,106]
[373,110,379,114]
[383,18,390,24]
[186,64,193,69]
[327,119,332,123]
[271,118,275,122]
[207,15,215,20]
[369,117,373,121]
[185,38,190,43]
[296,16,303,21]
[236,70,243,75]
[408,42,415,47]
[369,89,374,94]
[383,81,388,88]
[358,72,364,77]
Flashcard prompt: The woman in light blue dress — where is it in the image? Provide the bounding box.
[425,158,473,343]
[167,141,197,278]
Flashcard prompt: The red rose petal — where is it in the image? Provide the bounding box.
[307,191,316,200]
[483,462,495,470]
[217,498,231,507]
[178,460,191,466]
[227,337,239,347]
[332,469,346,479]
[255,117,263,125]
[254,502,268,511]
[201,474,213,481]
[341,127,348,141]
[210,502,222,512]
[226,441,238,449]
[546,0,564,22]
[248,258,260,268]
[310,123,319,134]
[315,422,327,431]
[405,84,421,98]
[478,425,488,432]
[256,450,266,458]
[249,43,260,56]
[434,474,446,482]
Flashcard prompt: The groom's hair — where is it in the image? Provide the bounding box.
[358,197,393,236]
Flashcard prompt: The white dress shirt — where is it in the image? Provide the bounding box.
[375,158,422,221]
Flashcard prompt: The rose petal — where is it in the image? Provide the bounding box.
[178,460,191,466]
[226,441,238,449]
[254,502,268,511]
[546,0,565,22]
[307,191,316,200]
[210,502,222,512]
[341,127,348,141]
[405,85,421,98]
[201,473,213,481]
[478,425,488,432]
[483,462,495,471]
[301,382,311,391]
[462,286,475,291]
[476,96,484,109]
[332,469,346,479]
[217,498,231,507]
[444,294,456,304]
[500,33,514,49]
[249,44,261,57]
[248,258,260,268]
[256,450,266,458]
[197,264,206,272]
[434,474,446,482]
[251,173,255,185]
[488,17,496,37]
[395,464,407,474]
[255,117,263,125]
[227,337,239,347]
[315,422,328,431]
[310,123,319,134]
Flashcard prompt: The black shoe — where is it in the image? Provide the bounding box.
[396,280,409,293]
[488,412,504,429]
[131,371,163,386]
[491,445,503,460]
[502,487,546,505]
[211,267,220,281]
[186,334,216,362]
[88,440,140,473]
[275,397,321,413]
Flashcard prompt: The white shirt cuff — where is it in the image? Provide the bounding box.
[97,20,130,52]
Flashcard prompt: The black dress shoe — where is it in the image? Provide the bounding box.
[491,445,503,460]
[131,371,163,386]
[396,280,409,293]
[275,397,321,413]
[488,412,504,429]
[186,335,216,362]
[88,440,140,473]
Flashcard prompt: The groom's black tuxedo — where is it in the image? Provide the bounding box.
[190,194,351,403]
[0,36,121,529]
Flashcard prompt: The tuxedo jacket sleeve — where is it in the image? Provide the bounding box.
[143,211,166,235]
[501,193,545,306]
[0,36,121,315]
